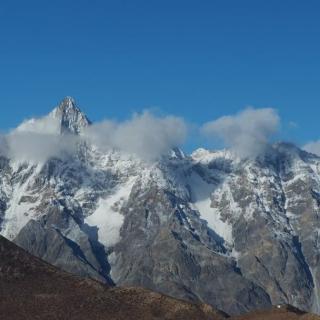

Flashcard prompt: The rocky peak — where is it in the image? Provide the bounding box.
[50,97,91,134]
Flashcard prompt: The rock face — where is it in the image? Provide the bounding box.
[0,235,225,320]
[1,98,320,315]
[49,96,91,134]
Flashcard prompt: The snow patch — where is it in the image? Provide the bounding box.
[188,172,233,244]
[191,148,237,164]
[85,178,136,247]
[1,165,41,239]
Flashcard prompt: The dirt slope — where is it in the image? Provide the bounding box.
[0,235,225,320]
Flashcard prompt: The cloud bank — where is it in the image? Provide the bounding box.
[1,115,78,163]
[303,141,320,156]
[201,108,280,158]
[0,111,187,163]
[0,134,8,156]
[15,115,61,135]
[7,105,317,163]
[6,132,78,163]
[84,111,187,161]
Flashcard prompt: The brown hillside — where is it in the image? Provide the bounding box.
[0,235,225,320]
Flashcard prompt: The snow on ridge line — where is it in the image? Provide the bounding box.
[84,177,136,248]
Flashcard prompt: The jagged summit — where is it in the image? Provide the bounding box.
[15,97,91,135]
[50,96,91,134]
[60,96,76,105]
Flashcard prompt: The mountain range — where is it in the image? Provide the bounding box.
[1,97,320,316]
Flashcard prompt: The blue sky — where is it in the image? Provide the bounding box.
[1,0,320,151]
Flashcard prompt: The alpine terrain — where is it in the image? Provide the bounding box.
[1,97,320,316]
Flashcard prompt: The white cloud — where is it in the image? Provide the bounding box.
[84,111,187,161]
[0,134,8,156]
[2,110,187,163]
[303,141,320,156]
[201,107,280,158]
[16,115,61,134]
[4,115,77,163]
[6,131,78,163]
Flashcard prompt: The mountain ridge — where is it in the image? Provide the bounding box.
[1,98,320,315]
[49,96,91,134]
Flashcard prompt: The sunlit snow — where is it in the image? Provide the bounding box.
[85,178,136,247]
[188,172,233,245]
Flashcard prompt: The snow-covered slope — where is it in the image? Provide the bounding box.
[85,177,137,247]
[1,98,320,316]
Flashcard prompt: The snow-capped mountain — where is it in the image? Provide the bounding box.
[1,97,320,315]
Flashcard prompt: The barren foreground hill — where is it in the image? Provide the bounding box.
[0,235,225,320]
[1,235,319,320]
[232,305,320,320]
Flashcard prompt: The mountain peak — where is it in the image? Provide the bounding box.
[50,97,91,134]
[58,96,76,109]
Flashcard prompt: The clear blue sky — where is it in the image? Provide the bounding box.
[1,0,320,150]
